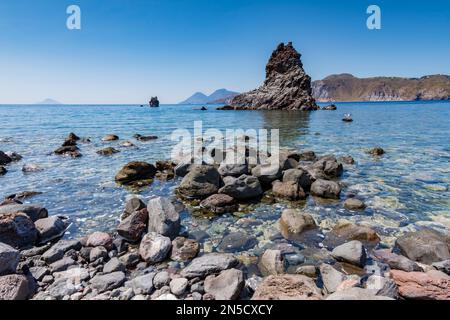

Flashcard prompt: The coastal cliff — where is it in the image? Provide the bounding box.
[230,42,318,110]
[312,74,450,102]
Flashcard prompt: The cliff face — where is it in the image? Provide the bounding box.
[312,74,450,102]
[231,42,318,110]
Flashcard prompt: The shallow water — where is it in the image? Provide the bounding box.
[0,101,449,262]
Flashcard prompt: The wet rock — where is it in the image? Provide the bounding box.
[217,232,257,253]
[272,180,306,200]
[0,274,32,300]
[395,229,450,265]
[115,161,157,185]
[5,151,22,162]
[324,220,380,247]
[0,212,38,248]
[339,155,355,165]
[0,166,6,175]
[367,147,385,156]
[22,163,43,173]
[373,249,422,272]
[313,156,343,178]
[0,242,20,275]
[96,147,120,156]
[181,253,239,278]
[323,104,337,110]
[310,179,341,199]
[204,269,244,300]
[147,197,180,240]
[258,249,285,276]
[252,274,322,300]
[200,194,238,215]
[90,272,126,293]
[251,164,283,186]
[390,270,450,300]
[42,240,82,264]
[0,151,13,165]
[125,272,155,295]
[319,263,346,294]
[171,237,199,262]
[298,151,317,162]
[34,215,69,243]
[49,257,76,273]
[102,134,119,141]
[89,246,108,262]
[219,174,263,200]
[170,278,188,296]
[54,145,82,158]
[122,197,146,219]
[218,163,248,177]
[326,287,393,300]
[66,132,80,142]
[0,203,48,222]
[134,134,158,141]
[178,165,221,199]
[174,161,192,177]
[121,140,134,147]
[153,271,170,289]
[282,168,313,191]
[365,275,398,299]
[432,260,450,275]
[139,232,172,264]
[230,42,318,111]
[279,209,317,240]
[331,241,367,267]
[117,208,148,242]
[86,232,113,250]
[343,198,366,210]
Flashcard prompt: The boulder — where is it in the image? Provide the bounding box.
[218,174,263,200]
[170,278,189,296]
[147,197,180,239]
[312,156,343,178]
[5,151,22,161]
[0,151,12,165]
[319,263,346,294]
[139,232,172,264]
[282,168,313,191]
[86,231,113,249]
[323,104,337,110]
[373,249,422,272]
[178,165,221,199]
[252,274,322,300]
[90,271,126,293]
[258,249,285,276]
[126,272,155,295]
[22,163,43,173]
[89,246,108,262]
[0,242,20,275]
[181,253,239,278]
[331,240,367,267]
[117,208,148,242]
[230,42,318,111]
[34,215,69,243]
[96,147,120,156]
[103,257,125,273]
[171,237,199,262]
[390,270,450,300]
[395,229,450,264]
[0,203,48,222]
[0,212,38,248]
[279,209,317,240]
[298,151,317,162]
[115,161,157,185]
[102,134,119,141]
[134,134,158,141]
[339,155,355,165]
[310,179,341,199]
[326,287,393,300]
[218,163,248,177]
[343,198,366,210]
[367,147,385,156]
[251,164,282,186]
[42,240,82,264]
[204,269,244,300]
[200,194,238,215]
[217,232,257,253]
[324,220,380,247]
[0,274,32,300]
[153,271,170,289]
[54,145,82,158]
[272,180,306,200]
[122,197,146,219]
[432,260,450,275]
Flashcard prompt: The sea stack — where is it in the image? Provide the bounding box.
[149,97,160,107]
[230,42,318,110]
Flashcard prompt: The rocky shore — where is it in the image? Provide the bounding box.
[1,134,449,301]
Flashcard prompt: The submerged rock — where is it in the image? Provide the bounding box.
[324,220,380,247]
[230,42,318,111]
[367,147,385,156]
[278,209,317,240]
[252,275,323,300]
[102,134,119,141]
[217,232,257,253]
[96,147,120,156]
[395,229,450,264]
[54,145,82,158]
[171,237,199,262]
[134,134,158,141]
[22,163,43,173]
[204,269,244,300]
[343,198,366,210]
[115,161,157,185]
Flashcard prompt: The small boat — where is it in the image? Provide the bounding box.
[342,113,353,122]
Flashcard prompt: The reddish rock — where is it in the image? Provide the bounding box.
[86,232,113,249]
[0,274,32,300]
[252,274,323,300]
[171,237,199,262]
[272,180,306,201]
[117,208,148,243]
[390,270,450,300]
[200,194,238,215]
[324,220,380,248]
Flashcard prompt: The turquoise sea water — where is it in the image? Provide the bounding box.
[0,101,449,255]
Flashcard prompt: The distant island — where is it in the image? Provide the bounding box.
[312,74,450,102]
[35,98,63,105]
[179,89,239,105]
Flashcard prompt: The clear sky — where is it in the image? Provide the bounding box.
[0,0,449,104]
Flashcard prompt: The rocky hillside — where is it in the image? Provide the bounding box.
[230,42,318,110]
[179,89,239,105]
[312,74,450,102]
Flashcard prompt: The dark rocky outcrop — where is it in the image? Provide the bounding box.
[230,42,318,110]
[115,162,157,185]
[149,97,160,107]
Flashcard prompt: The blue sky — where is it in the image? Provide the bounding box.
[0,0,449,104]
